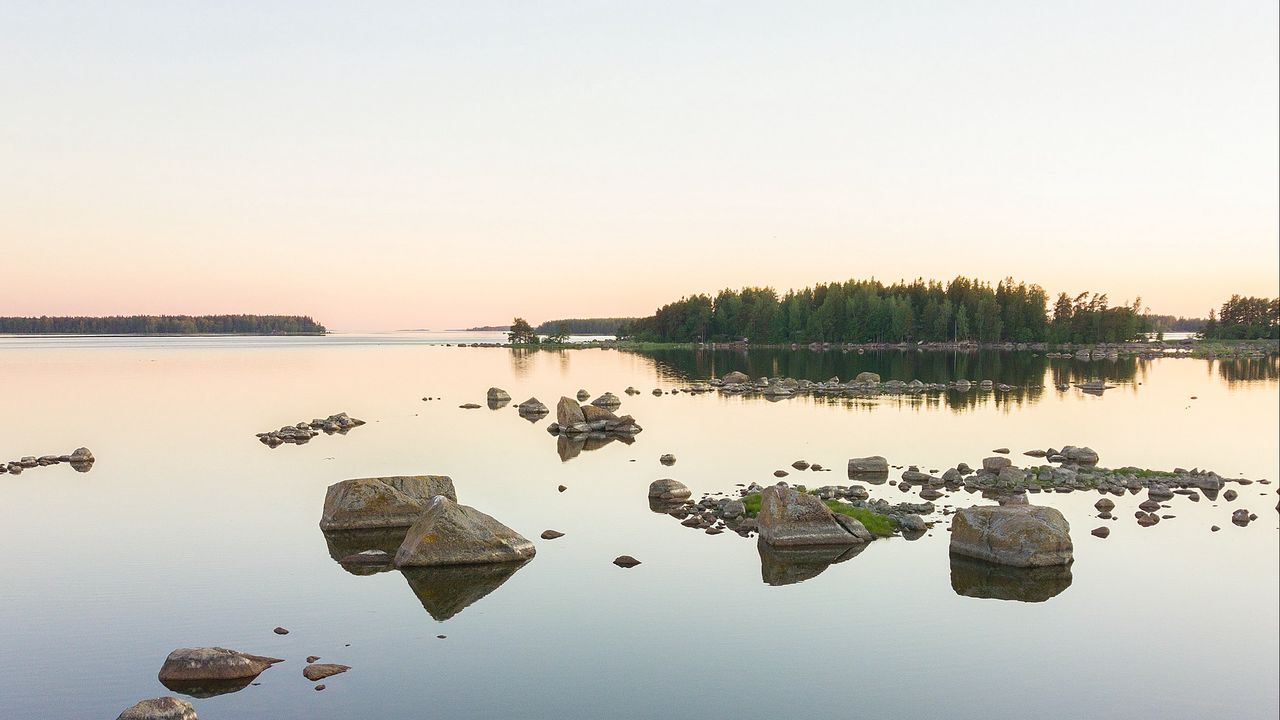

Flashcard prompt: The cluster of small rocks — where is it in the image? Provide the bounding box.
[256,412,365,447]
[663,371,1031,400]
[1,447,94,475]
[648,477,930,540]
[545,395,642,436]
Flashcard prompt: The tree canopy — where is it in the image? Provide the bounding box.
[0,315,325,335]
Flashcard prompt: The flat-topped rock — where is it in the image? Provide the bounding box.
[320,475,457,531]
[949,504,1073,567]
[394,496,535,566]
[848,456,889,474]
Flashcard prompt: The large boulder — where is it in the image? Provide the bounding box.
[517,397,548,415]
[949,504,1074,567]
[394,496,536,566]
[319,476,457,531]
[982,456,1013,472]
[486,387,511,402]
[556,397,586,426]
[848,456,889,474]
[1058,446,1099,465]
[757,483,863,547]
[117,697,197,720]
[157,647,284,684]
[648,479,691,500]
[852,371,881,384]
[721,370,750,384]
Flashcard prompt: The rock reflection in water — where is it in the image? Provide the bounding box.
[160,676,256,699]
[556,432,635,461]
[758,540,867,586]
[322,527,408,576]
[949,554,1073,603]
[400,560,530,621]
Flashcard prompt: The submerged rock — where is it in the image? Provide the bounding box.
[394,496,535,566]
[116,697,198,720]
[303,663,350,682]
[949,504,1073,567]
[319,475,457,531]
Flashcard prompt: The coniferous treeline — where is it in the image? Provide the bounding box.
[1146,315,1206,333]
[534,317,637,335]
[0,315,327,335]
[1201,296,1280,340]
[619,277,1148,344]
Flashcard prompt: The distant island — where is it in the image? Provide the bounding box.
[535,317,637,335]
[0,315,327,335]
[459,325,512,332]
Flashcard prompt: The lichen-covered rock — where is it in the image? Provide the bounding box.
[949,504,1073,567]
[116,697,198,720]
[721,370,750,384]
[648,479,691,500]
[394,496,535,566]
[852,371,881,384]
[757,483,863,546]
[319,476,457,530]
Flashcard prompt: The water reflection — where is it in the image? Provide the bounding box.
[626,349,1277,412]
[160,676,258,699]
[323,528,406,576]
[400,561,530,621]
[1217,356,1280,385]
[757,540,867,586]
[949,554,1073,603]
[556,433,635,462]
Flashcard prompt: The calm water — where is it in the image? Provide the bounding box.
[1,335,1277,720]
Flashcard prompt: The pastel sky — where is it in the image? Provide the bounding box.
[2,1,1276,331]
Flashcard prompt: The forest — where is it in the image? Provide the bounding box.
[1201,296,1280,340]
[534,317,637,335]
[0,315,327,335]
[619,277,1150,344]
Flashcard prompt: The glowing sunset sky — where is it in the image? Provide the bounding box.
[2,1,1276,331]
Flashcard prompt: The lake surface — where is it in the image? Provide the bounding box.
[1,334,1276,720]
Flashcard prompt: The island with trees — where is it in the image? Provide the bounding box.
[0,315,327,335]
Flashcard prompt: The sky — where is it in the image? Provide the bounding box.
[1,1,1276,331]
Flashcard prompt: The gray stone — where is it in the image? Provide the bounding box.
[852,371,881,384]
[722,370,750,384]
[117,697,198,720]
[648,479,691,500]
[157,647,284,683]
[949,504,1073,567]
[303,663,350,682]
[319,475,457,530]
[486,387,511,402]
[982,456,1013,472]
[848,456,889,474]
[394,496,535,566]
